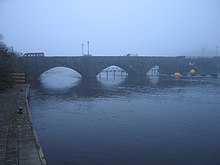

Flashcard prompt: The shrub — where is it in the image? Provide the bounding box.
[0,41,16,91]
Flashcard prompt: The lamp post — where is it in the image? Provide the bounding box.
[217,45,219,56]
[87,41,90,56]
[82,44,84,56]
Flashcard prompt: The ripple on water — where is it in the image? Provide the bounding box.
[30,75,220,165]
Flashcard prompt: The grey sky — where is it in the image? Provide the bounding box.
[0,0,220,56]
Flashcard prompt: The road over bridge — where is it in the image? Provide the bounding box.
[22,56,220,81]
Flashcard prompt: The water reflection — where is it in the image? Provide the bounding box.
[148,75,159,85]
[32,72,220,101]
[36,66,220,98]
[39,67,81,90]
[29,75,220,165]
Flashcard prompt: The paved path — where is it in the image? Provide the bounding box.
[0,85,46,165]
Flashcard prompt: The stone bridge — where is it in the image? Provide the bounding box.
[22,56,220,81]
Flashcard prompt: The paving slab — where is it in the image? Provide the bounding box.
[0,85,46,165]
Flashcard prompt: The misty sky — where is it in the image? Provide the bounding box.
[0,0,220,56]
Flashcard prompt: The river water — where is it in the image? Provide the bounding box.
[29,67,220,165]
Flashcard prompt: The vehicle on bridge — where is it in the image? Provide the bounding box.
[22,52,44,57]
[126,53,138,56]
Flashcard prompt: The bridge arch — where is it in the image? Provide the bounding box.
[146,65,160,76]
[40,67,82,78]
[36,67,83,81]
[94,63,128,77]
[24,57,88,81]
[97,65,127,86]
[97,65,127,77]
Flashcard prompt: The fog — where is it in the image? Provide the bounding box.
[0,0,220,56]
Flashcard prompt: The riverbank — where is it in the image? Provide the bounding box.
[0,84,46,165]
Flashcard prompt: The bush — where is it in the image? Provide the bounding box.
[0,41,16,91]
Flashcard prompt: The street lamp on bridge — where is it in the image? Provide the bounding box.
[82,44,84,56]
[87,41,90,56]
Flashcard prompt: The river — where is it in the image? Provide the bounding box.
[29,67,220,165]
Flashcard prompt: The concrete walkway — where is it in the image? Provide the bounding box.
[0,84,46,165]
